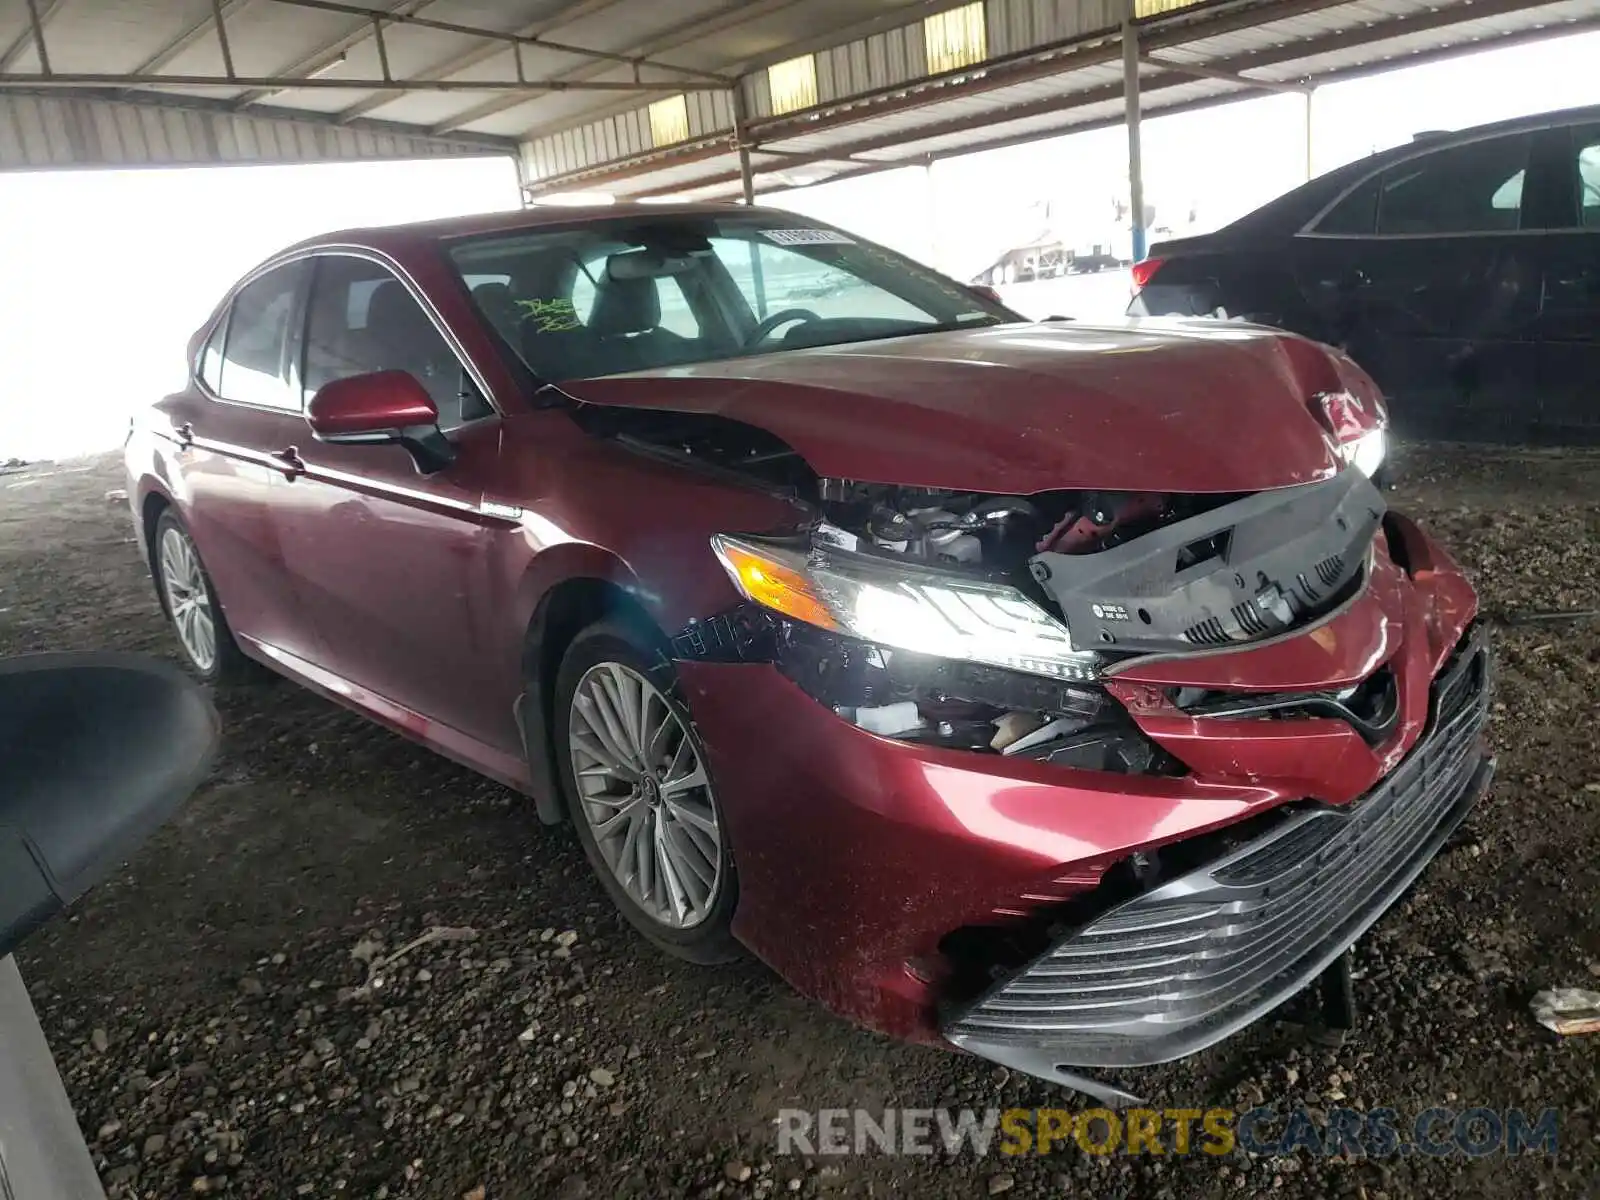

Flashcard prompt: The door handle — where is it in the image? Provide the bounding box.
[269,446,305,480]
[176,421,194,448]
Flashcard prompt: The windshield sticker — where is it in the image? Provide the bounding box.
[761,229,855,246]
[515,297,582,333]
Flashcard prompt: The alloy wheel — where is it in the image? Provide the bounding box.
[160,526,217,673]
[568,662,723,929]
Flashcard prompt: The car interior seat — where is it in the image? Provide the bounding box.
[586,261,690,372]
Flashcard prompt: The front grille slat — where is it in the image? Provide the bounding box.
[945,629,1493,1069]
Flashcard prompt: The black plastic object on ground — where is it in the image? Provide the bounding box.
[0,652,218,963]
[0,652,217,1199]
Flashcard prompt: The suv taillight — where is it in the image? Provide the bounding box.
[1130,256,1166,294]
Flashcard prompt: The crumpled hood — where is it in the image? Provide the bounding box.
[559,319,1363,493]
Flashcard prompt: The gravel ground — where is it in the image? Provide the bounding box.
[2,446,1597,1199]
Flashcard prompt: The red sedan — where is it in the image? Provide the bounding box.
[126,204,1491,1101]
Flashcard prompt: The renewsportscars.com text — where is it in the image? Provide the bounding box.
[775,1106,1559,1160]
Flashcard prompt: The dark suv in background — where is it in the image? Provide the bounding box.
[1129,105,1600,441]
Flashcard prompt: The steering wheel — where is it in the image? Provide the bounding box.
[744,307,822,347]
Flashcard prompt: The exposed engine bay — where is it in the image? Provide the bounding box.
[581,401,1387,772]
[813,469,1383,653]
[819,476,1228,569]
[812,478,1203,569]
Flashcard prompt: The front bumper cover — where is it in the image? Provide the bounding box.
[944,626,1492,1077]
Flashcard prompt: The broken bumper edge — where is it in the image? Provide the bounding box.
[943,631,1494,1098]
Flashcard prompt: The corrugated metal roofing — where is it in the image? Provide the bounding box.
[0,0,1592,180]
[0,89,492,168]
[553,0,1600,199]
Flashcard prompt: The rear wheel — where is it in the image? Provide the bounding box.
[553,620,739,964]
[153,510,256,684]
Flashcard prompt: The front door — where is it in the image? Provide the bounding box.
[1292,130,1544,439]
[1531,122,1600,436]
[267,252,519,756]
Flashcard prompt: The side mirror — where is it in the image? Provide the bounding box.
[0,653,217,961]
[306,370,455,473]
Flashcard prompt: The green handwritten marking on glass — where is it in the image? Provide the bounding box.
[515,297,582,333]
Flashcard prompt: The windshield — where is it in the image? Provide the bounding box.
[446,213,1017,382]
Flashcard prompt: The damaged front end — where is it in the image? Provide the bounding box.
[680,464,1386,773]
[582,398,1488,1097]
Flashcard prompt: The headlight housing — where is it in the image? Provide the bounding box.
[1318,389,1386,478]
[711,534,1103,681]
[1339,427,1386,477]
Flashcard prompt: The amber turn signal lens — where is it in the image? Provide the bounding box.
[713,540,841,633]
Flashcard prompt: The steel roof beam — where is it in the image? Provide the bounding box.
[537,0,1571,197]
[0,0,63,73]
[333,0,630,124]
[740,0,1348,148]
[428,0,811,136]
[0,73,724,92]
[514,0,1344,160]
[233,0,439,109]
[1140,52,1311,94]
[696,13,1600,203]
[129,0,262,74]
[267,0,732,82]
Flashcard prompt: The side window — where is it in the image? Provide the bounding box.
[198,316,227,392]
[1315,175,1380,236]
[710,237,934,324]
[1576,128,1600,228]
[1374,134,1531,235]
[216,262,307,409]
[303,255,491,428]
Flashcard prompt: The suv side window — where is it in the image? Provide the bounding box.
[1576,127,1600,229]
[1314,174,1380,236]
[1374,134,1531,235]
[302,254,492,427]
[216,261,308,409]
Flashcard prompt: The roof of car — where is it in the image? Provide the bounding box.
[287,200,763,257]
[1226,102,1600,236]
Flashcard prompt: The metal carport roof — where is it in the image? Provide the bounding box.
[0,0,1594,189]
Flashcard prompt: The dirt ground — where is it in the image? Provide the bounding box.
[2,446,1597,1200]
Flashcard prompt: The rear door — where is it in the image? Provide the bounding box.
[175,259,322,663]
[268,252,517,754]
[1291,131,1544,439]
[1530,122,1600,435]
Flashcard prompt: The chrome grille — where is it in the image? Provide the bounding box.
[945,628,1492,1072]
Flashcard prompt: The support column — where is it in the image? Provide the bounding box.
[1121,1,1146,263]
[1304,85,1315,181]
[731,86,756,205]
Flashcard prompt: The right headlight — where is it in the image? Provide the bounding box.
[711,534,1102,682]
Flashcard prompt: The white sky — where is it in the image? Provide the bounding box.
[0,156,520,462]
[1,28,1597,461]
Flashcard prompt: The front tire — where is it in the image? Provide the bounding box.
[153,510,256,684]
[553,619,739,964]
